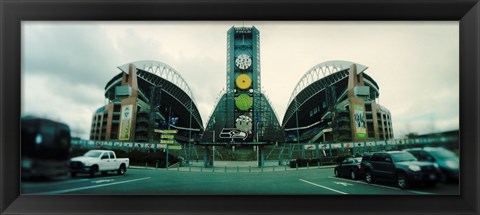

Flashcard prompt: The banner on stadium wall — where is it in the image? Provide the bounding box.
[123,142,133,147]
[354,142,365,147]
[157,144,167,149]
[319,144,330,149]
[387,140,396,145]
[146,143,154,148]
[114,142,123,147]
[376,141,386,146]
[304,144,316,150]
[353,104,367,139]
[104,142,113,146]
[331,143,342,149]
[88,140,95,146]
[366,142,376,147]
[135,143,145,148]
[119,104,134,141]
[343,143,353,148]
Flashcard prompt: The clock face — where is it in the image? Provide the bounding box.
[235,94,253,111]
[235,74,252,90]
[235,54,252,70]
[236,115,252,132]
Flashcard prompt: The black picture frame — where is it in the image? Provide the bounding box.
[1,0,479,214]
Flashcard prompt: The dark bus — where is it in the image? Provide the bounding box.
[21,116,71,179]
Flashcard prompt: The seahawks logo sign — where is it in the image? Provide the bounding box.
[219,128,248,141]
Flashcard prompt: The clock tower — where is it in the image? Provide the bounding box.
[225,26,261,142]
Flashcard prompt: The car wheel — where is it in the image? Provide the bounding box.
[71,172,77,178]
[118,164,126,175]
[89,165,98,178]
[365,170,374,183]
[426,181,437,187]
[334,169,339,177]
[101,171,108,176]
[397,173,410,189]
[350,170,357,180]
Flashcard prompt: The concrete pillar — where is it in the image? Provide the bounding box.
[204,146,214,168]
[257,145,265,167]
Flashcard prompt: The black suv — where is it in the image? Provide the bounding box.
[360,151,441,189]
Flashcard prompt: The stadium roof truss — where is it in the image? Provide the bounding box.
[283,60,379,127]
[115,60,203,129]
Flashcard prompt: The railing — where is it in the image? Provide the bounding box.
[72,135,459,160]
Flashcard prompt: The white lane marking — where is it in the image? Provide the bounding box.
[22,179,90,188]
[299,179,348,194]
[33,177,151,194]
[334,181,353,186]
[405,190,435,195]
[327,176,434,195]
[91,179,114,184]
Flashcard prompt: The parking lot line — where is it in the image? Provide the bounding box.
[22,178,90,188]
[32,177,151,194]
[299,179,348,194]
[327,176,434,195]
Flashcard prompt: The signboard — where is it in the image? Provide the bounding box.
[218,128,248,141]
[88,140,95,146]
[104,142,113,146]
[146,143,153,148]
[157,144,167,149]
[331,143,342,149]
[304,144,316,150]
[157,129,177,144]
[119,104,133,140]
[376,141,386,146]
[319,144,330,149]
[155,129,178,134]
[135,143,145,148]
[114,142,123,147]
[353,104,367,139]
[160,140,175,144]
[168,145,182,150]
[343,143,353,148]
[123,142,133,148]
[387,140,396,145]
[161,135,175,139]
[366,142,376,147]
[354,142,365,147]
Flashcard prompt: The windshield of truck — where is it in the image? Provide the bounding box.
[84,151,102,158]
[390,152,417,162]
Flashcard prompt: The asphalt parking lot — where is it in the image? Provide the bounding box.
[22,166,459,195]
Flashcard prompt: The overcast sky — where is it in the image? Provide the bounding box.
[21,21,459,140]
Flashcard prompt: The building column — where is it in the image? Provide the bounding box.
[257,145,264,167]
[204,146,214,168]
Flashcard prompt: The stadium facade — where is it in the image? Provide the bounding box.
[282,61,393,144]
[88,26,393,165]
[89,61,203,145]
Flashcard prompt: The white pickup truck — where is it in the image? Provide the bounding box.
[70,150,129,177]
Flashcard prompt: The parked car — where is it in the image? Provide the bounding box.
[70,150,129,177]
[360,151,442,189]
[404,147,459,182]
[334,157,363,180]
[21,116,71,180]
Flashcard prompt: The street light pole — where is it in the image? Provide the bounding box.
[295,97,300,158]
[188,99,192,166]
